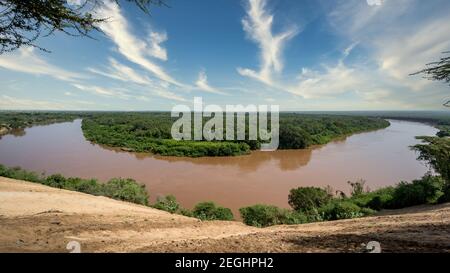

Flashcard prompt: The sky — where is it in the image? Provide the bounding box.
[0,0,450,111]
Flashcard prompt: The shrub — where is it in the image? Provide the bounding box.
[153,195,180,213]
[65,177,102,195]
[192,202,234,221]
[389,175,444,208]
[281,210,308,225]
[360,207,376,216]
[239,204,307,227]
[288,187,332,213]
[44,174,67,189]
[349,187,395,210]
[102,178,149,206]
[0,165,42,183]
[438,184,450,203]
[319,201,364,220]
[179,208,194,217]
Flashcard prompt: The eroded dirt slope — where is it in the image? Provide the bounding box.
[1,177,449,253]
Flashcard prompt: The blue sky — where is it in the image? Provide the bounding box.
[0,0,450,111]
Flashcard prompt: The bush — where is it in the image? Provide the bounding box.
[389,175,444,208]
[319,201,364,220]
[288,187,332,213]
[192,202,234,221]
[239,204,307,227]
[438,184,450,203]
[179,208,194,217]
[102,178,149,206]
[349,187,395,210]
[153,195,180,213]
[44,174,67,189]
[0,165,42,183]
[63,177,102,195]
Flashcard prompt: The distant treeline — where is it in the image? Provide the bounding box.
[2,111,449,156]
[0,112,83,130]
[81,112,390,157]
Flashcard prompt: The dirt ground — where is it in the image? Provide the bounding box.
[0,176,449,253]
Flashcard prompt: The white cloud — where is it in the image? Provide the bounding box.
[148,31,168,61]
[0,47,83,81]
[72,83,131,99]
[88,58,152,85]
[95,1,181,86]
[239,0,450,109]
[324,0,450,103]
[375,17,450,84]
[0,95,65,110]
[289,61,362,99]
[237,0,298,85]
[195,71,227,95]
[152,88,187,102]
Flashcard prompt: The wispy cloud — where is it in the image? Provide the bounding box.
[0,95,66,110]
[87,58,152,85]
[0,47,83,81]
[72,83,132,100]
[95,1,181,86]
[195,70,227,95]
[152,88,187,102]
[237,0,298,85]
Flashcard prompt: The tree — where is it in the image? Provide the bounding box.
[412,136,450,184]
[0,0,165,54]
[411,51,450,107]
[288,187,332,213]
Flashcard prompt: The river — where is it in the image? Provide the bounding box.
[0,119,438,216]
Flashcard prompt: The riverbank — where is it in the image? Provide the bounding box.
[1,176,449,253]
[0,119,438,215]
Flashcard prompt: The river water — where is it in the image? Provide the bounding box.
[0,119,438,215]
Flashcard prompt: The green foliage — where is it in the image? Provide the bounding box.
[412,136,450,183]
[436,125,450,137]
[44,174,67,189]
[389,175,445,208]
[102,178,149,206]
[278,124,312,149]
[64,177,102,195]
[348,187,395,210]
[319,201,365,220]
[288,187,332,213]
[153,195,180,213]
[80,112,389,157]
[0,112,82,131]
[192,202,234,221]
[239,204,307,227]
[179,208,194,217]
[0,164,150,206]
[0,165,42,182]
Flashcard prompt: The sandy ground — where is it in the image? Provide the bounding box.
[0,176,449,253]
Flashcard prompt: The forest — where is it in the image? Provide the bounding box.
[81,112,390,157]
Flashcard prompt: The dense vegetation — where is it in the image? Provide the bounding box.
[0,165,149,205]
[240,174,447,227]
[0,164,234,221]
[0,111,448,226]
[81,112,389,157]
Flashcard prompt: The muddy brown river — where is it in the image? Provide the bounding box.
[0,119,438,216]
